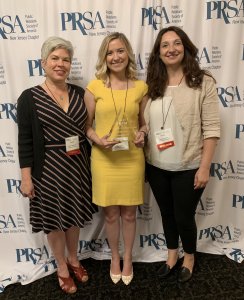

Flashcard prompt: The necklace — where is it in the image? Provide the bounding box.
[161,98,173,130]
[168,74,184,87]
[178,74,184,86]
[45,80,67,102]
[161,74,184,130]
[110,79,129,134]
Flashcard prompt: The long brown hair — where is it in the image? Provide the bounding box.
[146,26,214,100]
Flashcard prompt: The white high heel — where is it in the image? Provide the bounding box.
[110,259,121,284]
[110,271,122,284]
[122,268,133,285]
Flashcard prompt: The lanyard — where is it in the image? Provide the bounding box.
[110,79,128,117]
[161,97,173,129]
[161,74,184,129]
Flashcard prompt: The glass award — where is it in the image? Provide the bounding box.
[108,109,137,151]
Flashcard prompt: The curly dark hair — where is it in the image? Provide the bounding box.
[146,26,214,100]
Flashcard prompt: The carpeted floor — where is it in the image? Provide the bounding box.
[1,252,244,300]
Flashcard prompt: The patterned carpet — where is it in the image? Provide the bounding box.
[1,252,244,300]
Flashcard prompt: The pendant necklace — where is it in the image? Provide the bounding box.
[45,80,67,104]
[161,74,184,130]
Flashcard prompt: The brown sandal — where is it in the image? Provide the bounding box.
[57,273,77,294]
[67,261,89,283]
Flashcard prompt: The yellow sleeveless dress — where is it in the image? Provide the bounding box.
[87,79,148,207]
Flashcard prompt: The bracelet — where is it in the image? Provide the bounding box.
[139,130,148,137]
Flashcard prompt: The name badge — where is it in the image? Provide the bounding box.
[112,137,129,151]
[155,128,175,151]
[65,135,81,155]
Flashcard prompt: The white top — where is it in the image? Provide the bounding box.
[148,87,200,171]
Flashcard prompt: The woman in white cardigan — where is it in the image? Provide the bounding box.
[145,26,220,283]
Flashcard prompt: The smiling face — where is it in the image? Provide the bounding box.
[42,48,71,83]
[106,38,129,75]
[159,31,184,69]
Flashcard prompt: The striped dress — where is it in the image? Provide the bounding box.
[30,84,96,234]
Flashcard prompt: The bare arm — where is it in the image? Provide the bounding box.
[138,95,148,132]
[194,137,218,189]
[84,89,118,149]
[134,95,148,147]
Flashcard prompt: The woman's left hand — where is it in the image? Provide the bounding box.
[134,131,145,148]
[194,167,210,189]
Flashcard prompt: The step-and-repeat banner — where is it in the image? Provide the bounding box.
[0,0,243,292]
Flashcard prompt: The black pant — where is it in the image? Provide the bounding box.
[146,163,204,254]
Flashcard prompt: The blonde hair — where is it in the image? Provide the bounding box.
[95,32,137,82]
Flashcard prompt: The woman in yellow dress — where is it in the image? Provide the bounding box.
[84,32,148,285]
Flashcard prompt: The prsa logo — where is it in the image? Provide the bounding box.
[16,245,57,272]
[197,46,222,69]
[136,53,145,73]
[206,0,244,24]
[198,225,232,241]
[27,59,44,77]
[78,238,110,252]
[6,179,21,195]
[0,142,16,164]
[210,160,236,180]
[141,6,170,30]
[232,194,244,208]
[140,233,167,250]
[16,245,49,263]
[217,85,243,108]
[135,53,148,80]
[197,47,211,65]
[135,52,152,77]
[137,202,153,221]
[0,214,17,231]
[60,11,105,35]
[0,213,27,234]
[228,248,244,263]
[0,15,25,39]
[0,102,17,123]
[197,197,215,216]
[236,124,244,139]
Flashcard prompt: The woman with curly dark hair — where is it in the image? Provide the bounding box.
[145,26,220,282]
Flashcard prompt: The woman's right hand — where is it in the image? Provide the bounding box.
[98,134,120,149]
[20,178,35,199]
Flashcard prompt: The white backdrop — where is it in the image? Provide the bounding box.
[0,0,244,293]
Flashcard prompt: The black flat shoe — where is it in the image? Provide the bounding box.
[157,263,175,278]
[178,266,192,283]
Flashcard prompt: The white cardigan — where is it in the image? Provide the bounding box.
[144,75,221,168]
